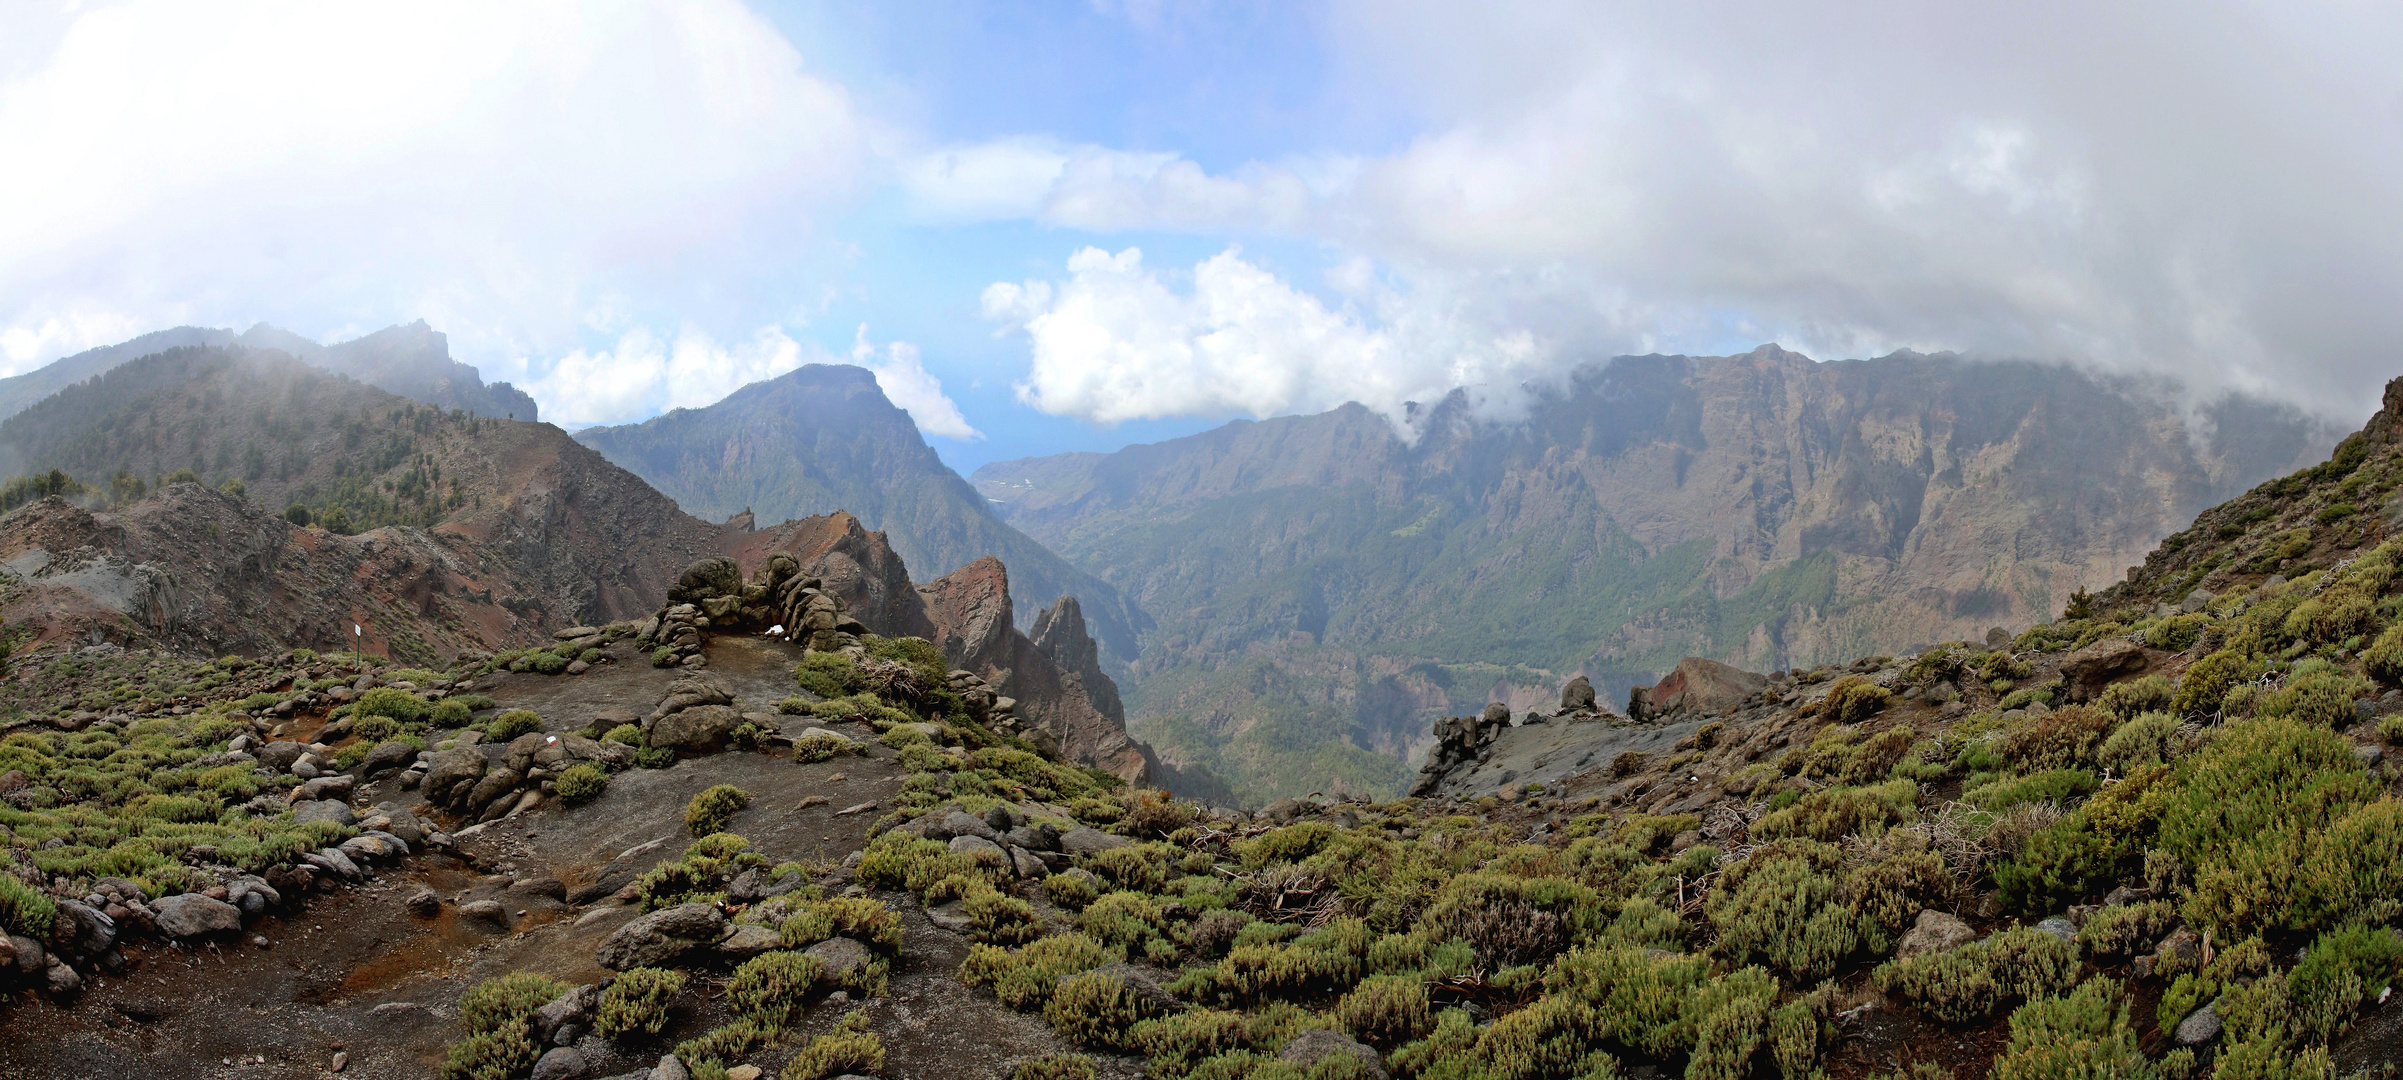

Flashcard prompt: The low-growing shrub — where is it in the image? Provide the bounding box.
[960,933,1113,1010]
[1046,969,1164,1050]
[2098,712,2180,773]
[1336,973,1433,1047]
[459,971,571,1035]
[2096,675,2173,720]
[796,652,866,699]
[439,1024,541,1080]
[686,784,751,837]
[554,762,608,805]
[778,895,905,953]
[1982,978,2168,1080]
[782,1010,883,1080]
[595,967,686,1038]
[603,723,643,745]
[1010,1054,1099,1080]
[431,697,474,727]
[2173,648,2261,714]
[0,875,58,937]
[635,745,677,769]
[2076,900,2178,958]
[486,709,542,741]
[1808,676,1891,724]
[726,950,824,1027]
[791,733,858,764]
[1873,927,2078,1022]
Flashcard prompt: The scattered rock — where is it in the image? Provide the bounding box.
[1058,826,1129,855]
[651,1056,691,1080]
[532,1046,588,1080]
[1279,1030,1389,1080]
[2061,638,2149,700]
[290,800,357,827]
[804,936,873,983]
[596,904,726,970]
[646,704,745,751]
[2033,916,2079,945]
[835,801,876,816]
[714,925,781,959]
[1894,910,1978,959]
[458,900,510,926]
[150,893,242,938]
[2173,1004,2222,1046]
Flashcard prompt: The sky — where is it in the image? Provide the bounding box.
[5,1,2403,473]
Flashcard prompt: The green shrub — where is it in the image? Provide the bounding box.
[2098,712,2180,772]
[960,933,1113,1010]
[2287,924,2403,1043]
[726,950,824,1027]
[555,762,608,805]
[2381,714,2403,744]
[651,647,677,668]
[486,709,542,741]
[778,895,905,953]
[0,875,57,938]
[2365,623,2403,684]
[792,733,858,764]
[1983,979,2168,1080]
[1044,871,1102,911]
[354,686,430,725]
[1749,779,1917,841]
[2173,648,2260,714]
[2096,675,2173,719]
[431,698,474,727]
[1336,973,1433,1047]
[674,1018,780,1070]
[1873,928,2078,1023]
[2158,718,2379,933]
[2144,614,2211,652]
[595,967,686,1038]
[686,784,751,837]
[636,745,676,769]
[439,1024,541,1080]
[796,652,866,698]
[1809,676,1891,724]
[1046,969,1165,1050]
[1965,769,2097,812]
[781,1010,883,1080]
[1424,872,1604,968]
[459,971,571,1035]
[1010,1054,1099,1080]
[603,723,643,745]
[2075,900,2177,958]
[1705,844,1858,981]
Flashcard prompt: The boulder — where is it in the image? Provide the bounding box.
[293,774,356,802]
[948,834,1011,870]
[532,1047,588,1080]
[2173,1004,2221,1047]
[150,893,242,938]
[647,671,738,724]
[56,900,116,955]
[1894,910,1978,959]
[714,924,781,959]
[466,768,525,813]
[2033,916,2079,945]
[668,557,743,603]
[359,740,418,778]
[804,936,873,984]
[458,900,510,925]
[2061,638,2149,700]
[290,800,357,827]
[646,704,745,752]
[596,904,726,971]
[1058,827,1129,855]
[1279,1030,1389,1080]
[256,741,306,771]
[421,749,487,806]
[1559,675,1597,712]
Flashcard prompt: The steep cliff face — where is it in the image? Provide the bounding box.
[976,347,2346,802]
[573,364,1146,664]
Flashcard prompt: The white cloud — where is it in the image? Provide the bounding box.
[964,3,2403,421]
[986,246,1539,428]
[851,326,982,440]
[0,0,869,377]
[529,325,810,430]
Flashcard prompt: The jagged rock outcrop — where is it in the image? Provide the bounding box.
[914,557,1147,783]
[1409,703,1514,796]
[1628,658,1769,721]
[1032,595,1126,725]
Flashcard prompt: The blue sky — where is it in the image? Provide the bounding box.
[6,1,2403,475]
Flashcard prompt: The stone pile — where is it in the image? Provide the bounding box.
[413,725,625,822]
[1408,702,1515,797]
[636,555,872,667]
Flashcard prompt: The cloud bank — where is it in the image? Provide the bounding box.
[953,2,2403,425]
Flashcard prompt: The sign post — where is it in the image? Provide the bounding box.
[354,623,362,670]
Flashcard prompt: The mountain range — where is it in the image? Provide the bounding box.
[573,365,1146,665]
[974,346,2344,802]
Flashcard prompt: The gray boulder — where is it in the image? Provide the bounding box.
[1559,675,1597,712]
[805,936,873,984]
[150,894,242,938]
[290,800,356,827]
[421,748,487,804]
[256,741,306,771]
[646,671,736,724]
[1059,827,1129,855]
[596,904,726,970]
[2173,1004,2222,1046]
[532,1046,588,1080]
[359,740,419,777]
[1895,910,1978,959]
[1279,1030,1389,1080]
[56,900,116,955]
[646,704,745,751]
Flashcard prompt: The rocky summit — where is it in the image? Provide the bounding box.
[7,328,2403,1080]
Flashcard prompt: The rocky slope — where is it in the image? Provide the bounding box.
[975,347,2345,803]
[574,364,1145,664]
